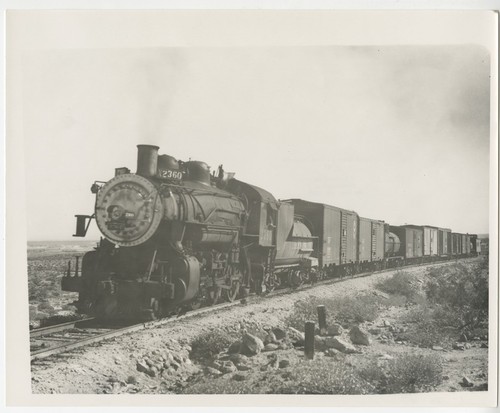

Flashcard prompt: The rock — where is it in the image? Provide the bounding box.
[375,291,389,299]
[323,337,357,354]
[324,348,340,357]
[287,327,305,346]
[136,360,149,374]
[264,331,277,345]
[264,343,279,352]
[240,333,264,356]
[272,327,287,340]
[481,343,488,348]
[453,343,466,351]
[368,328,381,335]
[206,367,222,376]
[349,326,371,346]
[233,373,247,381]
[458,333,469,342]
[383,320,391,327]
[236,363,252,371]
[228,353,249,364]
[279,359,290,368]
[220,361,237,374]
[268,358,279,369]
[227,340,242,354]
[460,376,474,387]
[432,346,444,351]
[326,324,343,336]
[278,342,290,350]
[443,375,450,380]
[314,335,326,350]
[146,367,157,377]
[378,354,394,360]
[126,376,138,385]
[212,360,223,370]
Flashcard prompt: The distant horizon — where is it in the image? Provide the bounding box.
[27,233,491,243]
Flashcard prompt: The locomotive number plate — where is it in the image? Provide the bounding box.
[159,169,183,180]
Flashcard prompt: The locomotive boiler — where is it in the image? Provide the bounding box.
[62,145,317,320]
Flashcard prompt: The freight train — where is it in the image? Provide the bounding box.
[62,145,480,320]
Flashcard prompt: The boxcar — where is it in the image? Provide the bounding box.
[289,199,358,275]
[389,225,423,263]
[358,217,385,270]
[461,234,468,255]
[437,227,451,257]
[451,233,462,257]
[469,234,479,256]
[420,225,439,258]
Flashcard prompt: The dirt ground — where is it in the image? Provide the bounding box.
[30,258,488,394]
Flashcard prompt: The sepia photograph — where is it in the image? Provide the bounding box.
[5,8,498,407]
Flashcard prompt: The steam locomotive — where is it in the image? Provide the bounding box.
[62,144,480,320]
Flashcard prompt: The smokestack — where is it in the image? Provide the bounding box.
[136,144,159,177]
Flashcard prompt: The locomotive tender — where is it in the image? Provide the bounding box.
[62,144,479,320]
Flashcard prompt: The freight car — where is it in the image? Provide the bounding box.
[62,144,479,321]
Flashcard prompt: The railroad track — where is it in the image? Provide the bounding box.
[30,257,477,361]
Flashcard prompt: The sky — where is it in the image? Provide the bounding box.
[11,14,493,240]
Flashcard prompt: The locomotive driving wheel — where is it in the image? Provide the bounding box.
[224,280,241,302]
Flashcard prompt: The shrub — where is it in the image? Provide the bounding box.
[190,329,239,361]
[286,294,382,330]
[425,261,488,334]
[401,306,456,347]
[384,353,443,393]
[358,360,388,391]
[182,378,258,394]
[376,271,420,301]
[269,359,374,394]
